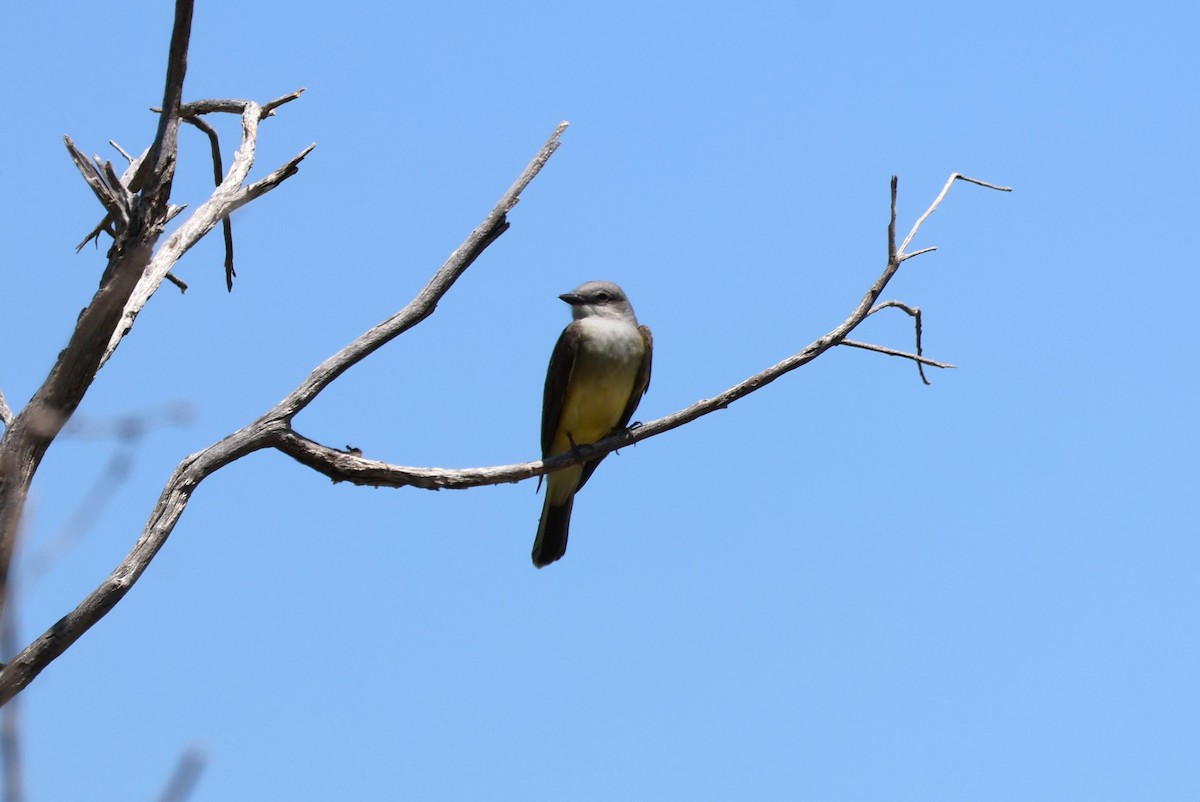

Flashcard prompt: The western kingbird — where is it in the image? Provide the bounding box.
[533,281,653,568]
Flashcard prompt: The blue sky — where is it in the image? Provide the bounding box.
[2,1,1198,800]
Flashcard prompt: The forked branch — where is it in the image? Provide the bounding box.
[99,90,313,368]
[0,121,569,706]
[0,0,195,642]
[0,165,1007,706]
[0,0,315,703]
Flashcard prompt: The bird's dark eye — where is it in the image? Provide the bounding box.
[594,291,611,303]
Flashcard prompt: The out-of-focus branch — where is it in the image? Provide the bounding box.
[0,0,195,632]
[155,744,208,802]
[1,564,23,802]
[26,404,194,580]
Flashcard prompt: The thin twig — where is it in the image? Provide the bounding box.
[164,272,189,293]
[262,88,306,115]
[897,173,1012,257]
[64,137,128,225]
[109,140,135,164]
[75,146,151,252]
[899,246,937,262]
[866,300,932,383]
[839,339,955,370]
[887,176,897,260]
[181,114,236,289]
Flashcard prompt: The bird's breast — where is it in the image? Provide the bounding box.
[554,318,644,449]
[575,316,646,367]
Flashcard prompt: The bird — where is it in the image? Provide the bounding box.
[533,281,653,568]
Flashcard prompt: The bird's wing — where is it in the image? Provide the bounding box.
[541,322,582,457]
[615,324,653,429]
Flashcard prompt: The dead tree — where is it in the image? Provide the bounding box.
[0,0,1009,709]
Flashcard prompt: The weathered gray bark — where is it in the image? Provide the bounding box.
[0,0,313,705]
[0,0,1010,712]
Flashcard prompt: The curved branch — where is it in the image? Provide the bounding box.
[0,166,1006,706]
[267,173,1010,484]
[0,121,570,706]
[864,300,932,383]
[180,113,236,290]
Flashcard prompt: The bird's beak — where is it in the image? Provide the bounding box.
[559,292,585,305]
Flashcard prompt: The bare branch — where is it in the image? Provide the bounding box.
[98,98,314,368]
[1,31,1010,706]
[887,175,897,260]
[64,137,130,226]
[865,300,933,384]
[839,340,955,370]
[271,428,543,489]
[262,88,306,115]
[0,121,568,706]
[164,272,189,293]
[175,88,305,118]
[896,173,1012,257]
[867,299,918,318]
[899,246,937,262]
[141,0,192,198]
[269,172,1006,484]
[0,163,1007,706]
[0,419,267,706]
[0,390,12,430]
[0,0,195,630]
[239,144,316,204]
[180,114,237,290]
[75,146,151,252]
[276,121,567,419]
[109,140,135,164]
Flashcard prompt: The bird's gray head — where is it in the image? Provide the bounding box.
[559,280,638,323]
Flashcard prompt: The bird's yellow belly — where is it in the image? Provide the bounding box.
[553,370,636,454]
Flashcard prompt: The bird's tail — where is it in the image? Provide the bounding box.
[532,495,573,568]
